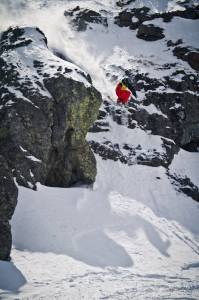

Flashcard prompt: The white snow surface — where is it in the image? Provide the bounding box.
[0,157,198,299]
[0,0,199,299]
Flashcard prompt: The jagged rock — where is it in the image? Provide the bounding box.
[64,7,108,31]
[137,24,165,41]
[0,26,102,260]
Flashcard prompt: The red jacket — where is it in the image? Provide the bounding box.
[116,83,131,104]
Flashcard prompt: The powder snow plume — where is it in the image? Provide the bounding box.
[0,0,115,99]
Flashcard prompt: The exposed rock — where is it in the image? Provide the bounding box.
[89,140,128,164]
[115,10,134,27]
[0,221,12,261]
[159,5,199,22]
[0,26,102,260]
[132,73,163,91]
[173,46,199,71]
[115,5,199,31]
[168,172,199,202]
[173,45,190,60]
[167,39,183,47]
[89,99,179,168]
[164,71,199,93]
[0,156,18,261]
[137,24,165,41]
[64,7,108,31]
[89,131,178,167]
[115,7,152,30]
[116,0,136,8]
[143,91,199,146]
[186,51,199,71]
[89,62,199,173]
[182,139,199,152]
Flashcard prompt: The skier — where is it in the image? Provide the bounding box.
[116,77,137,105]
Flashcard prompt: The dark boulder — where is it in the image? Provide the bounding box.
[137,24,165,41]
[115,10,134,27]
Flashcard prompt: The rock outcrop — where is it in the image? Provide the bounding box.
[0,26,102,260]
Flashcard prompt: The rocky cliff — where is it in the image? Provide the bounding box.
[0,26,102,260]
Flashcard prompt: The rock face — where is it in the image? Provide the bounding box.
[0,26,102,260]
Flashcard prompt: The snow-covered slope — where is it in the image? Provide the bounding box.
[0,157,198,299]
[0,0,199,299]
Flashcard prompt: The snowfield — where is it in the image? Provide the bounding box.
[0,0,199,299]
[0,157,199,299]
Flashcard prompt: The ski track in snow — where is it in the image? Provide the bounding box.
[0,0,199,299]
